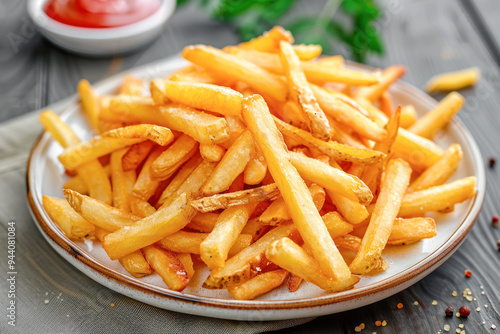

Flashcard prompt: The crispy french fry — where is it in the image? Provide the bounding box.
[239,26,293,52]
[409,144,463,191]
[132,146,166,200]
[102,193,196,260]
[199,143,225,162]
[399,176,476,217]
[349,159,412,274]
[279,41,331,140]
[399,105,417,128]
[151,134,199,179]
[118,76,145,96]
[160,80,243,116]
[58,125,174,170]
[408,92,464,139]
[176,253,195,280]
[143,245,189,291]
[192,184,280,213]
[122,141,156,171]
[110,148,136,211]
[204,222,296,289]
[78,79,100,130]
[354,65,406,102]
[201,130,254,196]
[227,269,289,300]
[109,96,230,145]
[156,160,216,207]
[289,151,373,204]
[160,231,252,255]
[265,238,359,291]
[150,79,169,105]
[129,195,157,217]
[243,144,267,185]
[311,85,387,142]
[259,183,325,225]
[200,203,257,269]
[182,45,287,102]
[63,176,88,194]
[186,212,219,232]
[42,195,95,239]
[63,189,140,231]
[274,116,384,165]
[95,227,153,278]
[425,68,480,93]
[40,110,113,205]
[292,44,322,60]
[242,95,350,280]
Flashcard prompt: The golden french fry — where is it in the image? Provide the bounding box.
[63,176,88,195]
[94,227,152,278]
[239,26,293,52]
[322,211,354,239]
[129,195,156,217]
[274,116,384,165]
[160,231,252,255]
[156,153,203,201]
[186,212,219,232]
[192,183,280,213]
[42,195,95,239]
[409,144,463,191]
[200,203,257,269]
[354,65,406,102]
[399,105,417,128]
[378,91,394,116]
[109,96,230,145]
[143,245,189,291]
[399,176,476,217]
[160,80,243,116]
[222,115,246,149]
[243,144,267,185]
[291,44,322,60]
[176,253,195,280]
[101,124,175,145]
[311,85,387,142]
[63,189,140,231]
[349,159,412,274]
[425,68,480,93]
[39,110,80,147]
[259,183,325,225]
[408,92,464,139]
[170,69,218,84]
[201,130,254,196]
[329,119,368,149]
[199,143,225,162]
[78,79,100,130]
[182,45,287,102]
[227,269,289,300]
[102,193,196,260]
[118,76,145,96]
[156,160,216,207]
[151,134,199,179]
[110,148,136,211]
[132,146,166,200]
[265,238,360,291]
[289,151,373,205]
[204,222,296,289]
[150,79,169,105]
[279,41,331,140]
[242,95,350,280]
[122,141,156,171]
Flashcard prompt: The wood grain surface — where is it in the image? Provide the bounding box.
[0,0,499,333]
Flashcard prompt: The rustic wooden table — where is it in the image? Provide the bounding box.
[1,0,499,333]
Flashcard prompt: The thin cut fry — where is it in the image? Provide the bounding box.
[292,44,322,60]
[354,65,406,102]
[349,159,412,274]
[425,68,480,93]
[160,231,251,255]
[239,26,293,52]
[122,141,156,171]
[191,184,280,213]
[242,95,351,281]
[279,41,331,140]
[42,195,95,239]
[78,79,100,130]
[110,148,136,211]
[143,245,189,291]
[132,146,166,200]
[177,253,195,280]
[399,176,476,217]
[409,144,462,191]
[227,269,289,300]
[151,134,199,179]
[199,144,225,162]
[408,92,464,139]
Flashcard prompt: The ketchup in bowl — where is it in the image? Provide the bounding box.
[44,0,161,28]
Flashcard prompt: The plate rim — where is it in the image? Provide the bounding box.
[26,56,486,313]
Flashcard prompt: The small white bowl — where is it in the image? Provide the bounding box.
[28,0,176,56]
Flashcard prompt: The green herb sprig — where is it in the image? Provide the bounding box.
[178,0,384,62]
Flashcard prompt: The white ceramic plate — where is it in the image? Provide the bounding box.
[27,56,485,321]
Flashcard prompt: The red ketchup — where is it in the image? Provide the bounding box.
[44,0,161,28]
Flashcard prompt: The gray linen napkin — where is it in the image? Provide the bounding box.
[0,101,313,334]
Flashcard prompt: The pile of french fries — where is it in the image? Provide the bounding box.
[40,26,476,300]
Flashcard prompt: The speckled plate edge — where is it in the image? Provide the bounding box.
[26,56,486,321]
